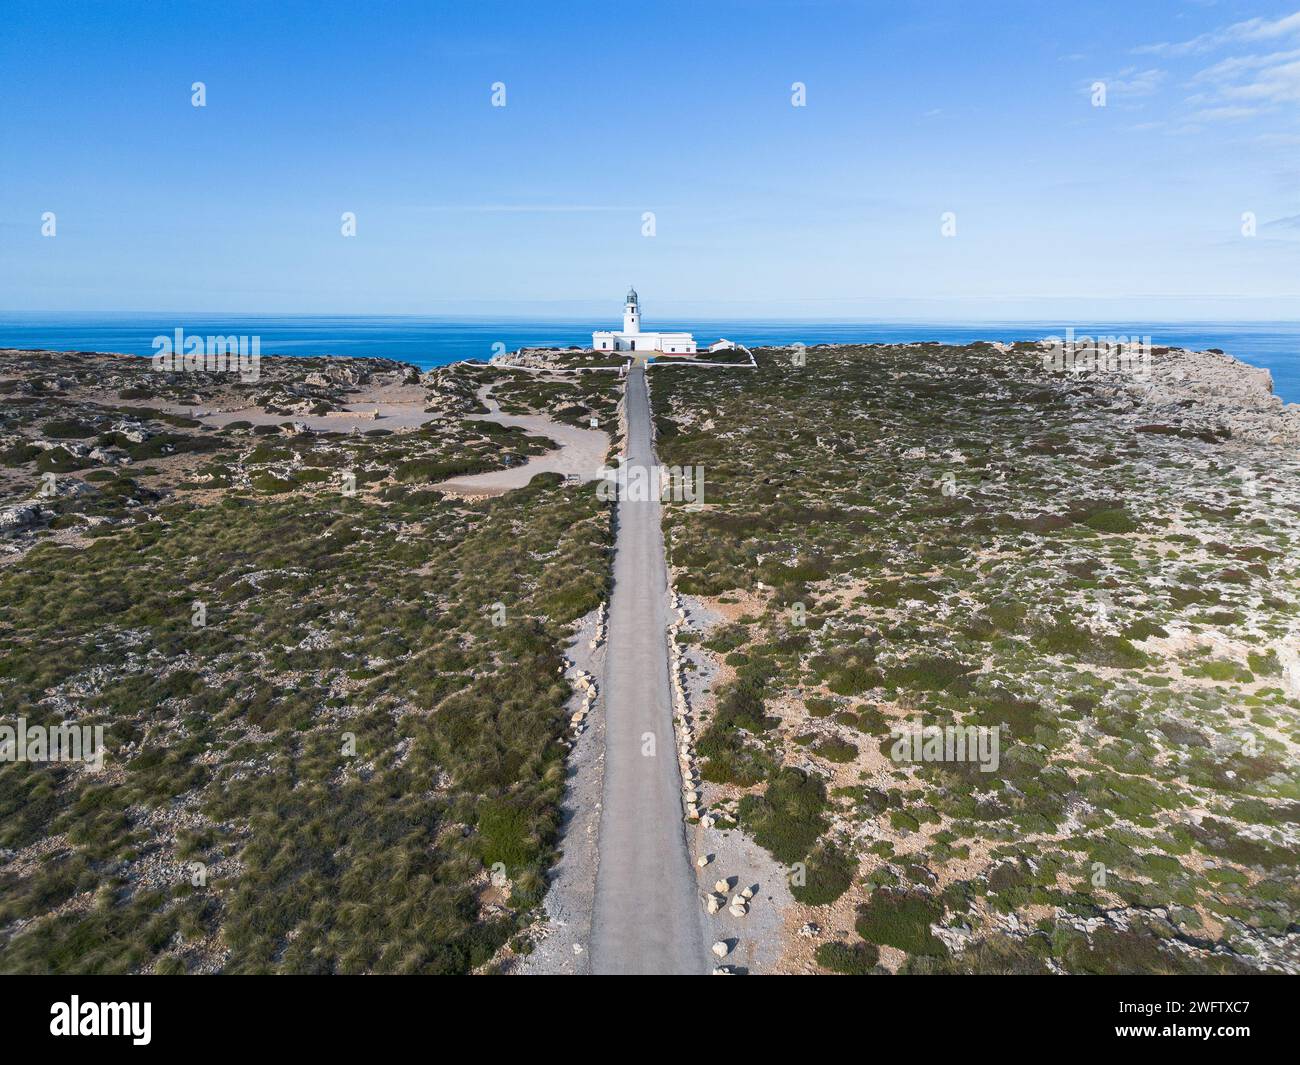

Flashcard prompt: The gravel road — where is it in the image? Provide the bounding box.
[588,364,709,975]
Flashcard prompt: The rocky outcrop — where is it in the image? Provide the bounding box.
[488,348,622,373]
[1039,343,1300,446]
[490,349,586,371]
[1053,904,1299,976]
[1138,351,1300,444]
[0,502,47,536]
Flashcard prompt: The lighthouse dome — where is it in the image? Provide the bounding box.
[626,286,638,305]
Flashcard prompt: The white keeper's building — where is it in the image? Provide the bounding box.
[593,287,697,354]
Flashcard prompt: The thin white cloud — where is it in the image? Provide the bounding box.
[1220,56,1300,103]
[1192,50,1300,107]
[1136,10,1300,56]
[1096,66,1166,96]
[1131,18,1300,123]
[1191,46,1300,82]
[1191,105,1260,120]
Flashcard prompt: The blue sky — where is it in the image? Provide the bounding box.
[1,0,1298,319]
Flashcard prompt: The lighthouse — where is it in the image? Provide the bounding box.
[623,286,641,335]
[592,287,696,354]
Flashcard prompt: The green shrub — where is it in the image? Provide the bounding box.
[738,768,828,864]
[43,419,97,439]
[855,891,948,956]
[814,736,858,763]
[476,800,541,869]
[1083,508,1138,533]
[792,844,855,906]
[1247,649,1282,676]
[815,940,879,974]
[885,654,972,693]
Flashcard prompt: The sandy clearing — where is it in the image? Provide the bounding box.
[160,381,437,433]
[433,385,611,497]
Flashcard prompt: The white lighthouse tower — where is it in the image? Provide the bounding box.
[592,286,696,354]
[623,286,641,334]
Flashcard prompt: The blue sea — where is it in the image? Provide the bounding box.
[0,314,1297,405]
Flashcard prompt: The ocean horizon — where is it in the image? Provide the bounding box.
[2,313,1297,405]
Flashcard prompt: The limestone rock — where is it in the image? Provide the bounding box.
[0,503,45,536]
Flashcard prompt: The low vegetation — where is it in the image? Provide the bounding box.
[652,342,1300,974]
[0,349,620,973]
